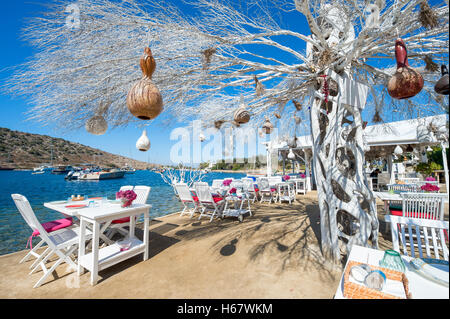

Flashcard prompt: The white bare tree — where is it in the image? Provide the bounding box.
[3,0,449,261]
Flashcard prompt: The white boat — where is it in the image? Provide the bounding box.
[121,164,136,174]
[33,165,53,172]
[78,169,125,180]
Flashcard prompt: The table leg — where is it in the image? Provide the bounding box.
[77,218,86,276]
[143,210,149,261]
[129,213,136,239]
[91,221,100,285]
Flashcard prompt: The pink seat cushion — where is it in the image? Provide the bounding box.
[32,217,73,236]
[390,210,435,219]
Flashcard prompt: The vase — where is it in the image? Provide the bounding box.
[120,198,132,208]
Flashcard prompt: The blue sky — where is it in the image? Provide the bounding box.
[0,1,447,166]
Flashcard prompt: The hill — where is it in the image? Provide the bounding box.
[0,127,156,170]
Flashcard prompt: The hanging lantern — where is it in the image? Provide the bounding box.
[136,129,150,152]
[287,148,296,160]
[434,65,449,95]
[405,144,414,152]
[426,145,433,152]
[262,118,274,134]
[85,115,107,135]
[394,145,403,155]
[127,47,163,120]
[387,38,424,100]
[199,133,206,142]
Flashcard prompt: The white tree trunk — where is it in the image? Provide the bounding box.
[309,70,379,263]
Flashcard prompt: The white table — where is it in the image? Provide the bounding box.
[334,245,449,299]
[290,178,307,195]
[222,194,252,222]
[45,200,151,285]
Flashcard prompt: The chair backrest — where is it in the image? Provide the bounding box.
[11,194,52,244]
[230,180,243,190]
[400,193,446,220]
[174,183,194,202]
[133,186,151,204]
[242,180,254,192]
[399,177,420,184]
[387,184,420,192]
[259,178,270,190]
[120,185,134,191]
[385,215,449,261]
[195,182,214,204]
[211,179,224,188]
[268,176,282,185]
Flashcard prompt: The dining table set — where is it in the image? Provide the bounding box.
[44,195,151,286]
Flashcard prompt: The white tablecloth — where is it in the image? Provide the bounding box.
[334,245,449,299]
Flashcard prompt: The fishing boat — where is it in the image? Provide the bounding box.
[32,164,53,173]
[52,165,73,174]
[78,169,125,180]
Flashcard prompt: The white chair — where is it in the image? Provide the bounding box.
[396,193,447,220]
[175,183,200,218]
[385,215,449,261]
[293,178,307,195]
[12,194,91,288]
[277,183,296,204]
[258,178,277,204]
[242,180,258,203]
[211,179,224,191]
[107,186,151,238]
[195,182,224,222]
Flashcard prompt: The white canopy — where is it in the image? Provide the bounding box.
[272,114,448,150]
[269,114,449,191]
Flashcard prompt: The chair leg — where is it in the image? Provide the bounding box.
[20,240,45,264]
[33,246,77,288]
[30,249,55,275]
[29,246,51,270]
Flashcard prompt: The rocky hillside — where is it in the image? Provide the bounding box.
[0,127,155,170]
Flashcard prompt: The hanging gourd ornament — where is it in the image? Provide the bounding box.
[434,65,449,95]
[387,39,424,100]
[136,129,151,152]
[127,47,163,120]
[262,118,274,134]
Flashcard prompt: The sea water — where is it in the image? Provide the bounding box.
[0,170,245,255]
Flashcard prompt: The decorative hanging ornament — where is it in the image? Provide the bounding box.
[293,100,302,111]
[365,2,381,29]
[426,146,433,152]
[287,148,296,160]
[199,133,206,142]
[387,38,424,100]
[394,145,403,155]
[233,96,250,125]
[136,129,151,152]
[262,118,274,135]
[85,115,108,135]
[294,115,301,125]
[214,120,224,130]
[254,75,265,97]
[434,65,449,95]
[127,47,163,120]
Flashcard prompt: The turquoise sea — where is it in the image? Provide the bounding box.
[0,170,246,256]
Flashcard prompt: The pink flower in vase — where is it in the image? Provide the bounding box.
[299,173,306,178]
[282,175,290,181]
[116,190,137,207]
[223,179,232,186]
[420,183,440,193]
[425,176,436,182]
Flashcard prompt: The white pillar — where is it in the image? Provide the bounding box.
[388,154,395,184]
[305,150,312,191]
[266,143,272,177]
[441,142,449,194]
